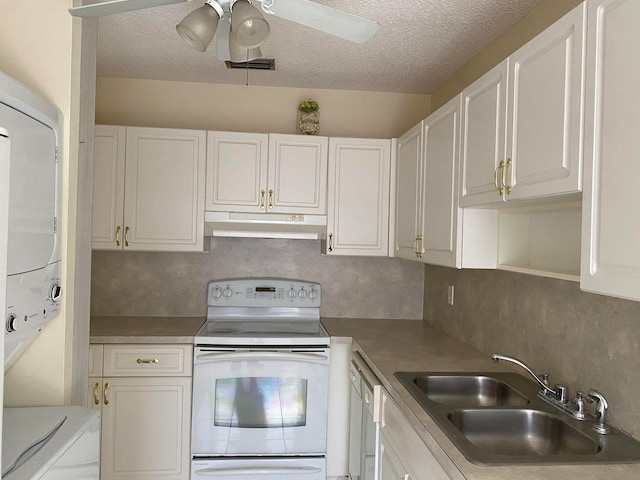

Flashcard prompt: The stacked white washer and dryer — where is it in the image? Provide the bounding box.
[0,71,100,479]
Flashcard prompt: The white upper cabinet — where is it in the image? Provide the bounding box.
[92,125,125,250]
[268,134,328,214]
[395,98,498,267]
[206,131,328,214]
[421,96,462,267]
[394,122,423,261]
[461,3,586,206]
[326,138,391,256]
[581,0,640,302]
[206,131,268,213]
[459,60,508,207]
[92,126,206,252]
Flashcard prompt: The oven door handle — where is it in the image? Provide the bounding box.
[195,351,329,364]
[193,466,322,476]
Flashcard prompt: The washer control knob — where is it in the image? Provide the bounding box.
[212,288,222,300]
[6,314,17,333]
[288,288,297,299]
[309,289,318,300]
[223,287,232,298]
[298,288,307,299]
[49,283,62,303]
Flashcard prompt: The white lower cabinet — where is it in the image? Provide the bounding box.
[89,344,192,480]
[377,388,452,480]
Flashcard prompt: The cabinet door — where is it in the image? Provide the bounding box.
[459,60,508,207]
[206,131,268,213]
[379,389,451,480]
[327,138,390,256]
[394,122,423,260]
[124,127,206,251]
[92,125,125,250]
[506,3,585,200]
[421,96,461,267]
[379,434,406,480]
[100,376,192,480]
[267,134,328,214]
[581,0,640,302]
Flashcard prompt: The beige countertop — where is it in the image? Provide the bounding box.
[90,316,205,344]
[321,317,640,480]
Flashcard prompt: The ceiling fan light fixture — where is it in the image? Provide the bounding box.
[228,27,262,62]
[176,1,223,52]
[231,0,271,48]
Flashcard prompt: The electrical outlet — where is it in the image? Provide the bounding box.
[447,285,455,306]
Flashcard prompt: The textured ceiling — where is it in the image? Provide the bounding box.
[96,0,544,94]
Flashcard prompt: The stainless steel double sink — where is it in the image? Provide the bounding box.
[395,371,640,465]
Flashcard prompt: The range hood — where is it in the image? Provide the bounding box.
[205,212,327,240]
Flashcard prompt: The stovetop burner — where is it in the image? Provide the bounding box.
[194,278,329,346]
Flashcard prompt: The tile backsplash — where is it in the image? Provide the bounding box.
[423,264,640,439]
[91,237,424,319]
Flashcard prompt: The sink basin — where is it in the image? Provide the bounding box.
[448,409,601,456]
[394,371,640,465]
[403,373,528,407]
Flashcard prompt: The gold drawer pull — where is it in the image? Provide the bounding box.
[137,358,159,364]
[103,382,110,405]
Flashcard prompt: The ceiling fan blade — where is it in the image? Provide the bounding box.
[261,0,379,43]
[69,0,192,18]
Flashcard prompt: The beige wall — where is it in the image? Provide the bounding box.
[431,0,583,110]
[96,77,431,139]
[0,0,80,406]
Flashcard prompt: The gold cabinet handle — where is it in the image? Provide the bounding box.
[494,161,505,195]
[268,189,274,208]
[115,226,121,247]
[260,189,266,209]
[503,158,513,194]
[93,382,101,406]
[328,233,333,252]
[136,358,159,364]
[124,226,130,247]
[103,382,110,406]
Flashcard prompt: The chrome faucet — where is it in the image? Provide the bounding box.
[588,390,610,434]
[491,353,566,402]
[491,353,611,434]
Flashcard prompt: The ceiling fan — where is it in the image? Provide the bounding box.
[69,0,379,63]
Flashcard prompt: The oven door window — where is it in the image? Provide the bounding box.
[214,377,308,428]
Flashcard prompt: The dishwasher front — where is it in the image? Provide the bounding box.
[348,352,381,480]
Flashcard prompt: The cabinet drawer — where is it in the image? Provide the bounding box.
[380,389,451,480]
[88,344,104,377]
[103,345,192,377]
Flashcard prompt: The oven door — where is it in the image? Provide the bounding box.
[192,346,330,456]
[191,457,326,480]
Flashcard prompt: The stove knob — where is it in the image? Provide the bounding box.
[223,287,232,298]
[288,288,296,299]
[6,313,17,333]
[298,288,307,299]
[212,288,222,300]
[309,289,318,300]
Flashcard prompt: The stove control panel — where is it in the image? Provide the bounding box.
[208,278,321,307]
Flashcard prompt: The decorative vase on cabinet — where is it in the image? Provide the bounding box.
[298,99,319,135]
